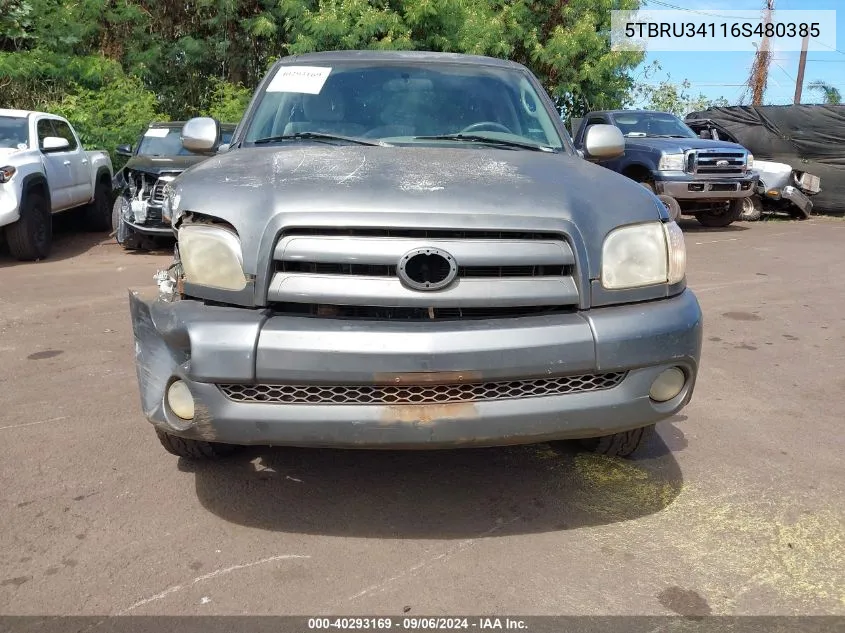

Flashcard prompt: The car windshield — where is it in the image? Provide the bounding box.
[243,61,565,150]
[0,116,29,149]
[611,112,698,139]
[137,128,234,156]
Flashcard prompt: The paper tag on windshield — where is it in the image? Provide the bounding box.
[267,66,332,94]
[144,128,170,138]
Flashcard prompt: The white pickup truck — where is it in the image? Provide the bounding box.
[0,109,113,260]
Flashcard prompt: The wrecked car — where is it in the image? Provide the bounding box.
[686,105,841,215]
[112,121,236,249]
[129,51,702,461]
[685,118,821,220]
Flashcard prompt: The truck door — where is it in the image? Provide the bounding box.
[51,120,92,206]
[36,118,73,211]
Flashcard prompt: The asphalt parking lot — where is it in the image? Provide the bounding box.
[1,215,843,617]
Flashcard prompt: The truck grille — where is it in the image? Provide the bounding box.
[267,228,580,318]
[149,180,168,205]
[686,149,747,175]
[219,372,626,405]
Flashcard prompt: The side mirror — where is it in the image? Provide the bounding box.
[698,130,712,140]
[116,144,133,157]
[181,117,220,153]
[42,136,70,152]
[582,124,625,160]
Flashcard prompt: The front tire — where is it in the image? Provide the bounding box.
[155,429,238,460]
[84,179,113,231]
[657,194,682,222]
[6,192,52,261]
[578,425,654,458]
[695,199,743,228]
[739,196,763,221]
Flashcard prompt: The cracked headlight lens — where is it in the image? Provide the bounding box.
[178,224,246,291]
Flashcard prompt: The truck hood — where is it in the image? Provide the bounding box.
[624,137,747,153]
[172,144,666,278]
[0,146,28,158]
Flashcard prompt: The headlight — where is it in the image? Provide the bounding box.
[161,184,175,223]
[0,165,16,183]
[178,224,247,291]
[658,153,685,171]
[747,153,754,168]
[601,221,686,290]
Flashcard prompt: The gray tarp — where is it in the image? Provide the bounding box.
[686,105,845,213]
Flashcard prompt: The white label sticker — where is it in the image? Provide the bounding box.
[266,66,332,94]
[144,127,171,137]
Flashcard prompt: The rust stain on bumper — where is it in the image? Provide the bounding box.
[380,402,479,425]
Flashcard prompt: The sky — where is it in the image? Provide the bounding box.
[631,0,845,106]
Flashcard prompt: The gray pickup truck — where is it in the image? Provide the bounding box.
[572,110,758,227]
[129,51,702,461]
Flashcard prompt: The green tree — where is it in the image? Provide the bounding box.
[2,0,648,145]
[807,80,842,105]
[630,64,730,117]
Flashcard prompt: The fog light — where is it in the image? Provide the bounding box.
[649,367,686,403]
[167,380,195,420]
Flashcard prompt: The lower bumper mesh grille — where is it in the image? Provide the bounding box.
[218,372,627,405]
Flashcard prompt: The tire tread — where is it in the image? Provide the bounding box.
[155,429,237,460]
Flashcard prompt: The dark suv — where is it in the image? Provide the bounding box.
[112,121,236,249]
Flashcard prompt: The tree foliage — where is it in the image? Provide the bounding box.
[629,63,729,117]
[807,80,842,105]
[2,0,646,158]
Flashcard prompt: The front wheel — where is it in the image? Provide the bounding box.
[695,199,743,228]
[577,425,654,458]
[6,192,52,261]
[739,196,763,221]
[657,194,682,222]
[155,429,239,460]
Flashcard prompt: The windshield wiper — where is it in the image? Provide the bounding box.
[648,134,689,138]
[253,132,389,147]
[413,134,555,152]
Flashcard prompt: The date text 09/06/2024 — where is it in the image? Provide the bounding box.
[307,617,528,630]
[625,22,820,39]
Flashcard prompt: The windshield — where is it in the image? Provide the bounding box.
[610,112,698,138]
[136,128,234,156]
[0,116,29,149]
[243,62,565,150]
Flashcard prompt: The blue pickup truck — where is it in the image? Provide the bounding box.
[572,110,758,228]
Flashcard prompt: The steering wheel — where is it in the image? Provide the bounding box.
[460,121,512,134]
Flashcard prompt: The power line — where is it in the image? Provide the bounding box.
[812,39,845,57]
[644,0,751,20]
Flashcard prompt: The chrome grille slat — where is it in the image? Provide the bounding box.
[275,236,574,267]
[268,273,579,308]
[269,229,580,313]
[686,148,748,176]
[149,181,167,205]
[219,372,627,405]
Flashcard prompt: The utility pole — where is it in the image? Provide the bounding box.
[794,33,810,104]
[748,0,775,105]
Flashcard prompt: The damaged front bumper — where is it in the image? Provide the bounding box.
[780,185,813,217]
[129,290,703,449]
[116,192,174,236]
